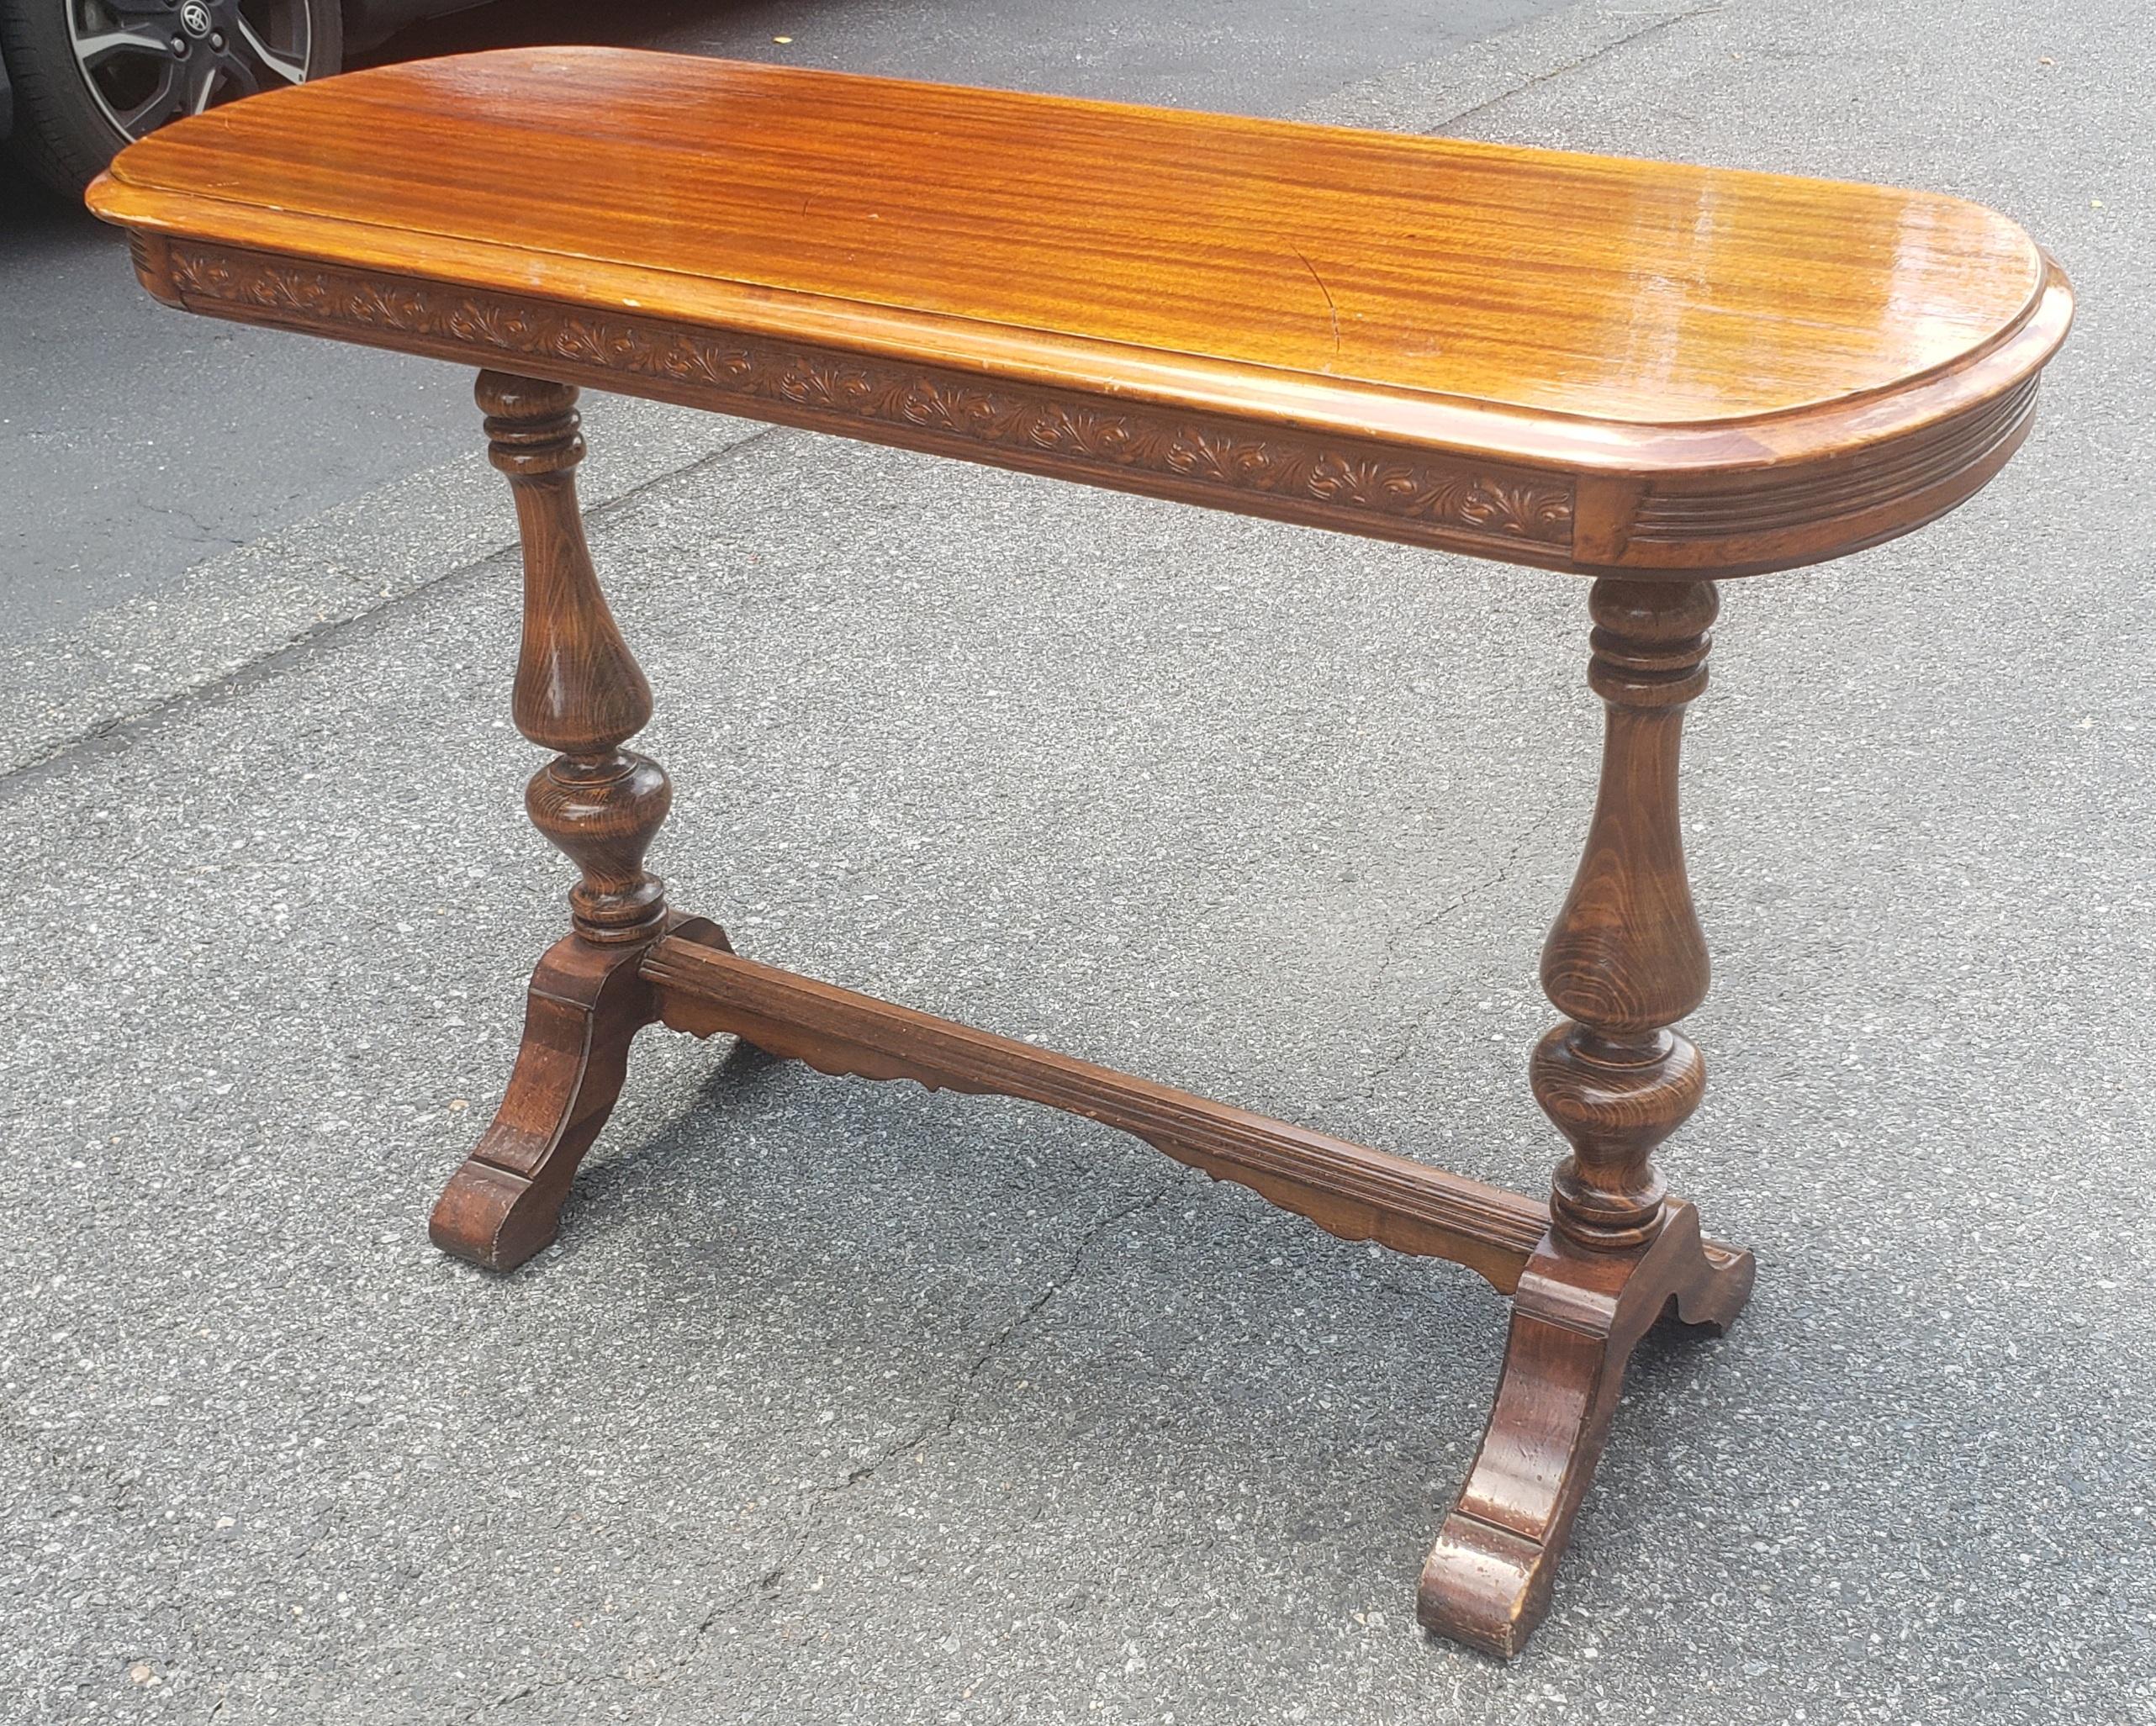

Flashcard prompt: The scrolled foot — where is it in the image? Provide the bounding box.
[1416,1202,1752,1658]
[429,914,732,1272]
[430,1157,573,1274]
[1672,1234,1757,1334]
[1419,1507,1561,1660]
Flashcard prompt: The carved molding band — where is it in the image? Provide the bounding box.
[160,243,1575,550]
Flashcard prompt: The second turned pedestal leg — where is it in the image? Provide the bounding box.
[430,371,732,1272]
[1419,578,1757,1657]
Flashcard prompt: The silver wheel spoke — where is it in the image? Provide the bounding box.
[74,24,172,70]
[74,0,318,140]
[188,57,220,115]
[232,13,307,84]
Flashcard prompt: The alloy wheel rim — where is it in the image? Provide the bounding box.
[67,0,315,141]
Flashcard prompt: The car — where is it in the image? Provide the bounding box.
[0,0,478,196]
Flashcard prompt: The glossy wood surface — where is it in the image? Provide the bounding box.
[87,48,2071,575]
[428,372,737,1269]
[88,46,2042,425]
[429,911,735,1271]
[414,393,1764,1659]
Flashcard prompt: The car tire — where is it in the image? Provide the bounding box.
[0,0,342,199]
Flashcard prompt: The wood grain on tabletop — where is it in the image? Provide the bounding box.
[88,47,2050,428]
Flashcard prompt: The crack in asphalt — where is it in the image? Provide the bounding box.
[833,1176,1183,1496]
[461,1174,1182,1718]
[128,494,248,554]
[1318,819,1555,1111]
[1426,3,1726,132]
[453,810,1557,1718]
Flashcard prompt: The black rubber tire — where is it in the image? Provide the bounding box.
[0,0,343,200]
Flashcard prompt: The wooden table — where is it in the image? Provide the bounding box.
[87,47,2071,1660]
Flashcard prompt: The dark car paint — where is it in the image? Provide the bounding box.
[345,0,489,50]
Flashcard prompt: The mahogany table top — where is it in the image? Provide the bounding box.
[88,48,2072,574]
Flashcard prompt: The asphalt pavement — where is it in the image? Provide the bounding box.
[2,1,2151,1722]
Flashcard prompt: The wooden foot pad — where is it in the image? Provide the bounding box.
[1418,1202,1755,1656]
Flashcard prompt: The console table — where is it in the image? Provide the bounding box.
[87,46,2071,1659]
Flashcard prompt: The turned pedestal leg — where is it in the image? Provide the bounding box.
[430,372,730,1271]
[1419,578,1756,1657]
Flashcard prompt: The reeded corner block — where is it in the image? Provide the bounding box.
[122,231,186,308]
